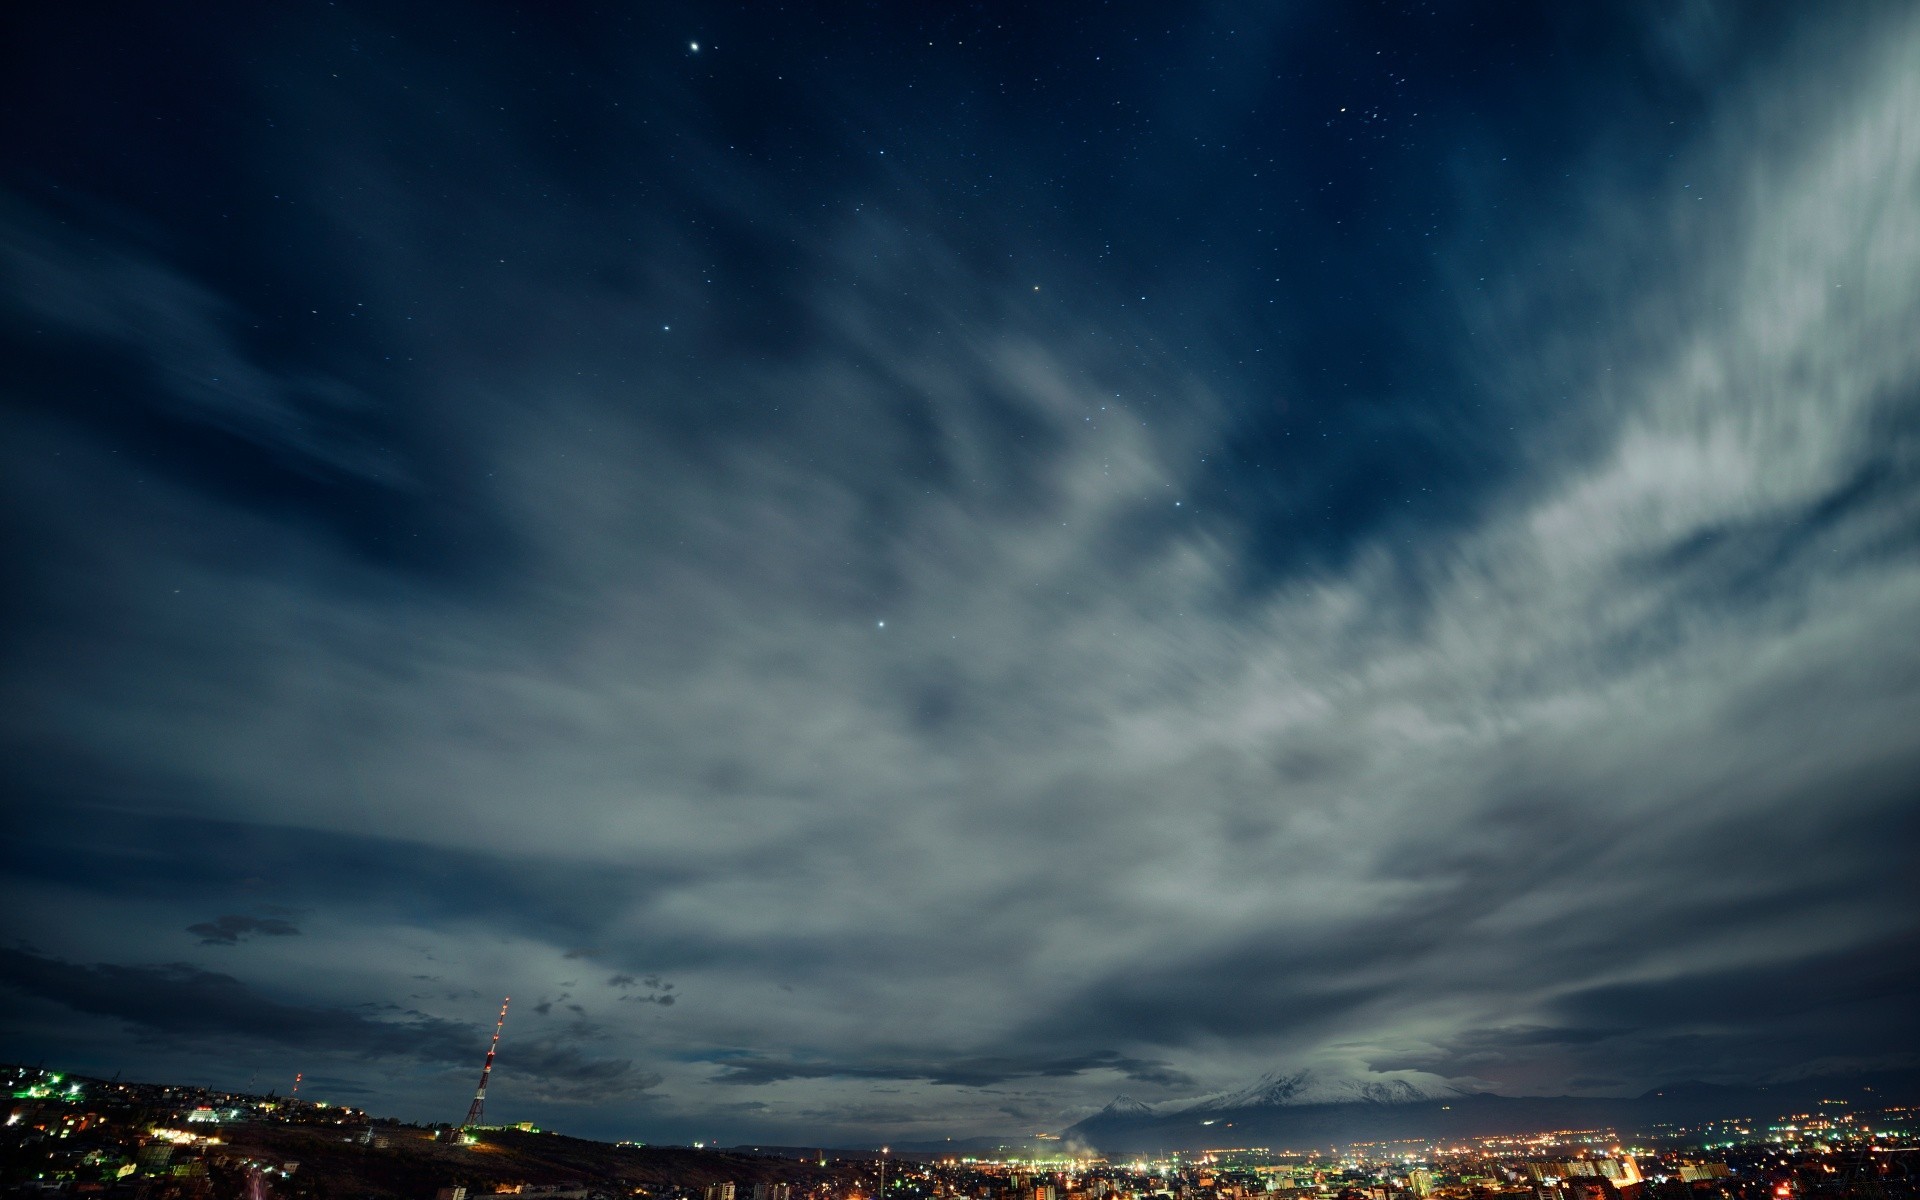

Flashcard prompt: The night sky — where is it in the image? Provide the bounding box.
[4,0,1919,1146]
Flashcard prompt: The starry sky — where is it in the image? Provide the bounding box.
[3,0,1919,1146]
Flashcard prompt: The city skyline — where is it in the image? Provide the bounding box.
[3,1,1918,1146]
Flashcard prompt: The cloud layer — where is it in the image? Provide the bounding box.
[2,1,1917,1143]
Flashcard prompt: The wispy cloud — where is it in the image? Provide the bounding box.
[186,915,302,946]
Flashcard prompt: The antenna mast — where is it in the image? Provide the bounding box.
[461,997,510,1131]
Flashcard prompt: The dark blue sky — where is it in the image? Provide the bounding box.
[3,0,1917,1144]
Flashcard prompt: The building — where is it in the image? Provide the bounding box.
[1523,1159,1642,1189]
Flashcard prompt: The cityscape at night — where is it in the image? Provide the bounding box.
[5,1063,1918,1198]
[3,0,1918,1198]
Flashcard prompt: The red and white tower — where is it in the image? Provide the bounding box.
[461,997,510,1130]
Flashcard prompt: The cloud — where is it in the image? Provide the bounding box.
[0,0,1917,1144]
[0,947,473,1061]
[608,975,676,1006]
[0,202,406,487]
[186,915,302,945]
[708,1052,1192,1090]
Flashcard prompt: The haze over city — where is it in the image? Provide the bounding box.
[3,0,1918,1149]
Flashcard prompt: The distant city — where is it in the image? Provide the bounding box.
[5,1063,1915,1200]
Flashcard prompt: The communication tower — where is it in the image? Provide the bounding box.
[460,997,510,1131]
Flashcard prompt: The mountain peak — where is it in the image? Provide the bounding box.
[1098,1094,1156,1118]
[1192,1068,1461,1111]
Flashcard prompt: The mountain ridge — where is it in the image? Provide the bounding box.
[1060,1065,1920,1153]
[1183,1069,1463,1112]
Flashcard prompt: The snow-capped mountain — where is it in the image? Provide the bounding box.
[1070,1069,1464,1140]
[1093,1094,1159,1119]
[1185,1068,1462,1111]
[1064,1067,1920,1155]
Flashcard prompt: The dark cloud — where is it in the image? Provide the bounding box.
[1555,935,1920,1032]
[0,947,472,1061]
[186,915,302,945]
[609,975,676,1006]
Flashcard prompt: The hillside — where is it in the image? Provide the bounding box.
[212,1124,855,1200]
